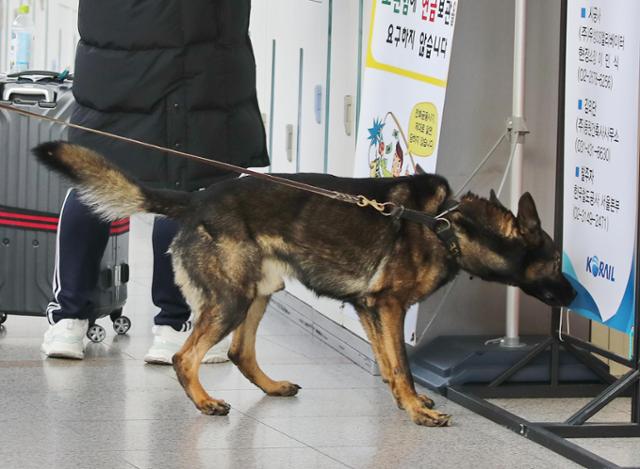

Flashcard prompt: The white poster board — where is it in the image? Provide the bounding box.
[562,0,640,334]
[351,0,458,344]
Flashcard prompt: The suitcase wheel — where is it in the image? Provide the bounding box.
[86,324,106,343]
[0,313,6,325]
[112,315,131,335]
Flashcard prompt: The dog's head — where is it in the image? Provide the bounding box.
[452,190,576,307]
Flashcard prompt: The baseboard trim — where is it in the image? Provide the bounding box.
[269,291,379,376]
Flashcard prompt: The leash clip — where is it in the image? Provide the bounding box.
[356,196,398,216]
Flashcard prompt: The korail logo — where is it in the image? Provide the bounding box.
[586,255,616,282]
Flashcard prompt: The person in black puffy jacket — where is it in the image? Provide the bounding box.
[41,0,269,362]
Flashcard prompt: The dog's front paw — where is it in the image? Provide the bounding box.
[266,381,301,397]
[409,406,451,427]
[197,398,231,416]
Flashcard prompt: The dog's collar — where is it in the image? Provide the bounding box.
[390,199,461,258]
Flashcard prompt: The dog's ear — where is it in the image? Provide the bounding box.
[415,164,426,175]
[517,192,542,245]
[489,189,502,205]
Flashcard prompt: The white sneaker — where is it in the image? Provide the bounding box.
[144,325,231,365]
[203,333,232,364]
[41,319,88,359]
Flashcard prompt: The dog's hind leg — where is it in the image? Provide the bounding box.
[173,293,251,416]
[374,298,451,427]
[170,227,262,415]
[355,307,391,384]
[228,295,301,397]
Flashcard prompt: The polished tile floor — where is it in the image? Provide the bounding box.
[0,215,635,468]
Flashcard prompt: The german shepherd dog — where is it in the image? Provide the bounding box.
[34,142,576,427]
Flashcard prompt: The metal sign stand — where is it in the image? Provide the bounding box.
[501,0,528,350]
[447,311,640,467]
[443,2,640,467]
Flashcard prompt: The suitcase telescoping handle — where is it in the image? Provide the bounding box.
[7,70,73,81]
[2,70,72,104]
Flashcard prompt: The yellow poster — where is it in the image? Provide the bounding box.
[354,0,458,179]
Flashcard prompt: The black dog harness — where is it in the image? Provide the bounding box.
[390,199,461,258]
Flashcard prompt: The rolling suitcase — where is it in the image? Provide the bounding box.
[0,71,131,342]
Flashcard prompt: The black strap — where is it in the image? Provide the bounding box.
[391,200,461,258]
[433,223,461,258]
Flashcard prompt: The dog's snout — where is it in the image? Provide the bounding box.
[555,276,577,307]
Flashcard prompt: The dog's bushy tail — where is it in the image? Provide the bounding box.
[33,141,192,220]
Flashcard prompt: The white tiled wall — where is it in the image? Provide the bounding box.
[250,0,365,334]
